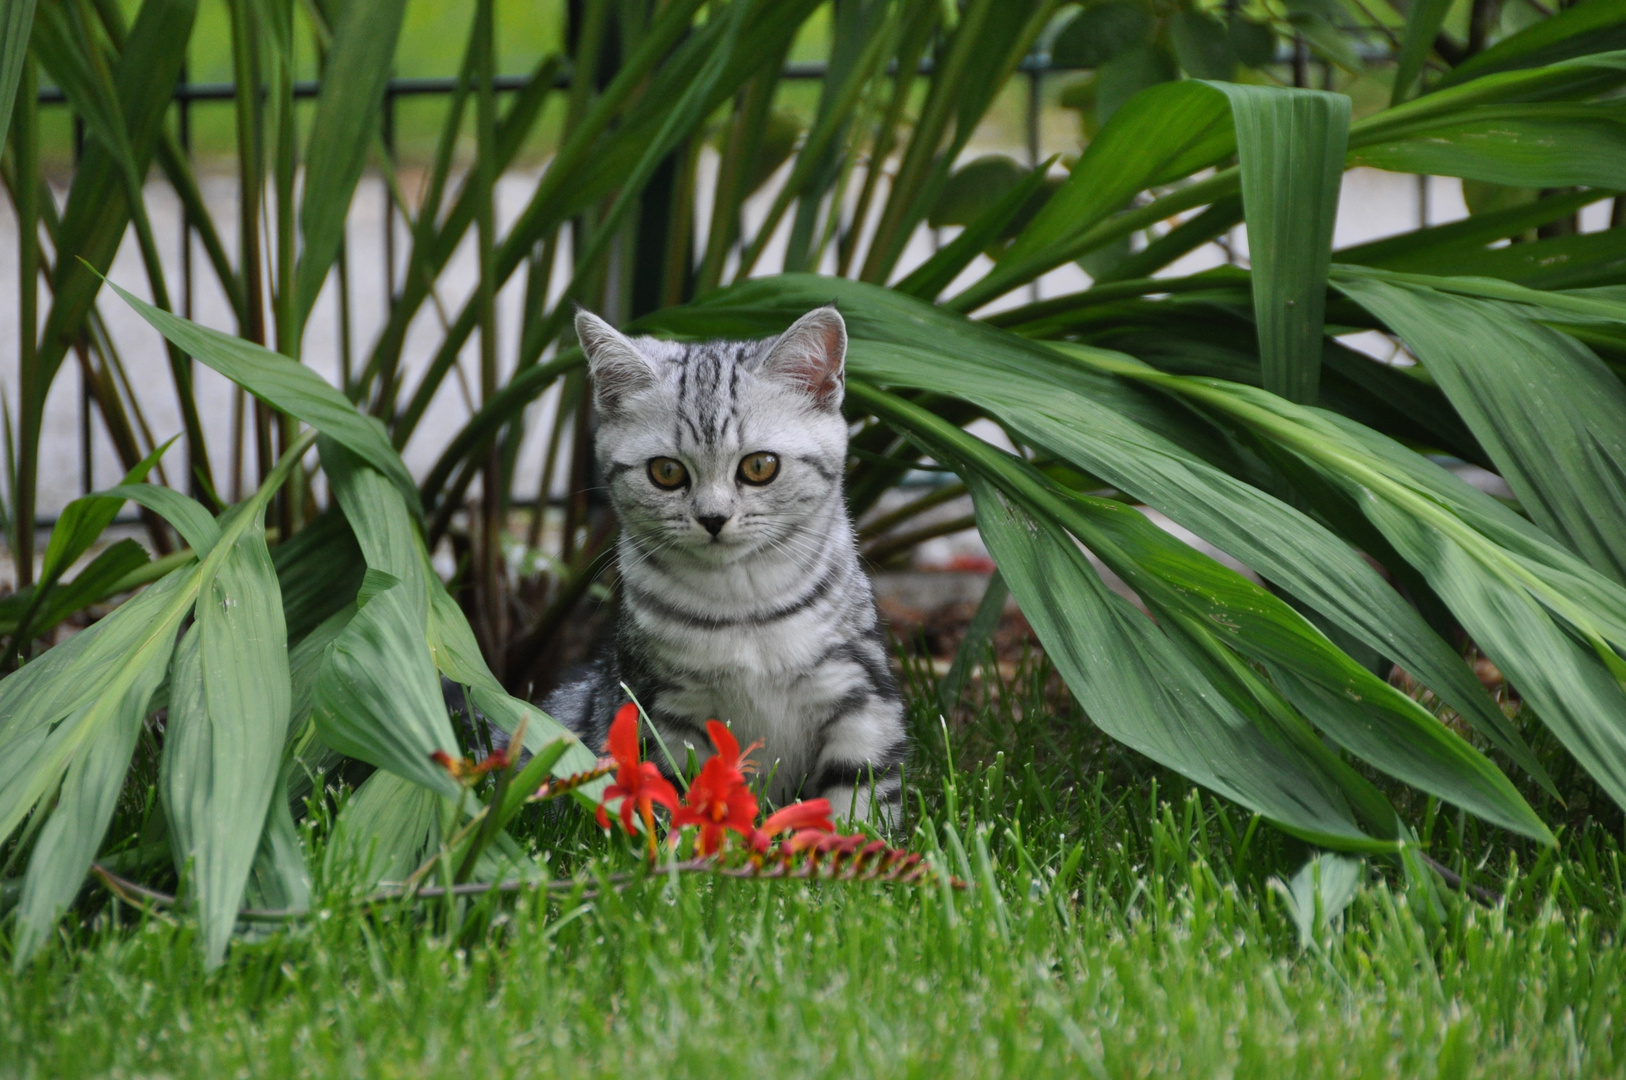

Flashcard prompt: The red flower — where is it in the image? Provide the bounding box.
[749,798,835,853]
[672,721,759,856]
[595,703,679,859]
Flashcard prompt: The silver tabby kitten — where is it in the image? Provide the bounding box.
[543,305,908,824]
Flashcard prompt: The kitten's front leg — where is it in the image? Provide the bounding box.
[809,697,909,832]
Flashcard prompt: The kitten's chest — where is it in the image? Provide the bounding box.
[636,608,863,787]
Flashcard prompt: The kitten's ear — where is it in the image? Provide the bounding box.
[576,309,655,413]
[756,306,846,410]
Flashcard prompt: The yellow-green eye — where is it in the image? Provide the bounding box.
[738,451,780,485]
[648,457,689,490]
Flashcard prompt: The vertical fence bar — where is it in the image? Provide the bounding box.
[384,86,397,303]
[1027,63,1041,302]
[180,68,194,321]
[73,115,92,497]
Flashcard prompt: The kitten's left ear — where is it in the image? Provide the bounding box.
[757,305,846,410]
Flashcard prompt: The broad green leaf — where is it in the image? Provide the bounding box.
[856,368,1543,840]
[961,469,1388,851]
[294,0,408,327]
[319,438,429,620]
[312,580,460,798]
[1350,108,1626,190]
[1336,189,1608,271]
[1216,83,1349,403]
[1055,487,1549,840]
[288,603,357,736]
[322,437,597,786]
[0,570,195,860]
[1087,358,1626,811]
[1335,275,1626,585]
[100,277,419,513]
[3,432,306,963]
[11,648,160,966]
[273,509,367,646]
[160,512,290,969]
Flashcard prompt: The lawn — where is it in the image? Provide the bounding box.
[3,652,1621,1079]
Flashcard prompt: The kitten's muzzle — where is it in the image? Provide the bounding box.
[697,514,729,537]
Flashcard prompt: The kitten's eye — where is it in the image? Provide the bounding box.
[738,451,780,486]
[647,457,689,490]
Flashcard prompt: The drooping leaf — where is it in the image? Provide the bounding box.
[100,277,420,513]
[312,579,460,798]
[160,511,291,968]
[1335,274,1626,586]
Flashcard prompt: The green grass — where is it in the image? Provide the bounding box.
[3,651,1624,1078]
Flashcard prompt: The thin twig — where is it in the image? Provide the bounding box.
[89,847,943,925]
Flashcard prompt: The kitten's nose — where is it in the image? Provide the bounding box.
[697,514,728,537]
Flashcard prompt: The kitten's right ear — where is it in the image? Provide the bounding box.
[576,309,655,413]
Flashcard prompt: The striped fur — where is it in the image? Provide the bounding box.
[543,307,908,825]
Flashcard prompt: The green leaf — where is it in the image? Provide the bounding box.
[160,511,291,969]
[17,540,152,640]
[1095,42,1178,123]
[1439,0,1626,88]
[37,438,171,585]
[1350,108,1626,190]
[294,0,409,327]
[1171,9,1237,81]
[99,276,420,514]
[1335,274,1626,586]
[1215,83,1350,403]
[242,758,311,914]
[961,468,1388,851]
[1050,1,1153,68]
[33,0,196,395]
[11,649,160,966]
[2,431,306,964]
[1055,487,1549,840]
[101,483,220,556]
[312,580,460,799]
[928,156,1029,228]
[323,769,440,889]
[0,567,195,895]
[0,0,35,141]
[902,157,1056,301]
[1228,18,1277,69]
[1390,0,1454,105]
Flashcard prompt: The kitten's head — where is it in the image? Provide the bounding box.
[578,306,849,565]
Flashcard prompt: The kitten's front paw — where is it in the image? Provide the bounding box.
[822,781,904,836]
